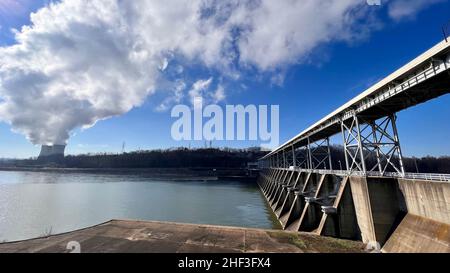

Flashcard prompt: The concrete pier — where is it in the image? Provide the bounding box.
[258,169,450,253]
[0,220,365,253]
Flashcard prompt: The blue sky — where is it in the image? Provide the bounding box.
[0,0,449,158]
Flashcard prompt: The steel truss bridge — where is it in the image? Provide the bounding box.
[259,39,450,181]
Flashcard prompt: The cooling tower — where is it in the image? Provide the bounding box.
[38,145,66,158]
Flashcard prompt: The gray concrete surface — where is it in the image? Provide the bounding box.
[382,213,450,253]
[0,220,365,253]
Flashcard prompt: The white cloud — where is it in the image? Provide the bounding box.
[212,85,226,103]
[235,0,366,70]
[159,58,169,71]
[388,0,445,20]
[0,0,443,146]
[156,79,186,112]
[0,1,161,145]
[188,78,213,105]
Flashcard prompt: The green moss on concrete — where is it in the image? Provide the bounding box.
[268,231,307,250]
[268,231,365,253]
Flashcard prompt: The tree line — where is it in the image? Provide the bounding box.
[0,146,449,174]
[2,147,267,169]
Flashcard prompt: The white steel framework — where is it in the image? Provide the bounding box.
[341,114,405,176]
[258,39,450,180]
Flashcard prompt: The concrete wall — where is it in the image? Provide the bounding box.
[397,179,450,224]
[382,179,450,252]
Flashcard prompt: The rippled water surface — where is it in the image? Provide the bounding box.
[0,170,276,242]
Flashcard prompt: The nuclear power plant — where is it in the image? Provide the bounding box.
[38,145,66,159]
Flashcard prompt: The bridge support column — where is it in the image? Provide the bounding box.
[277,171,302,219]
[269,170,289,202]
[341,114,405,177]
[293,146,309,169]
[279,172,306,228]
[299,174,328,232]
[269,170,290,205]
[349,176,404,247]
[263,169,279,195]
[307,138,313,170]
[308,137,333,170]
[273,171,296,212]
[284,172,311,230]
[291,145,296,168]
[318,176,360,240]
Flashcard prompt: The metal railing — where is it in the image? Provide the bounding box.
[267,167,450,182]
[392,172,450,182]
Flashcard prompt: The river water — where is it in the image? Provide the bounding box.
[0,170,277,242]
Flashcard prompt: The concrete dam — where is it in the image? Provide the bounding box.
[2,39,449,254]
[257,38,450,253]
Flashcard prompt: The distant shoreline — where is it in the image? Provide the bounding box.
[0,166,257,182]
